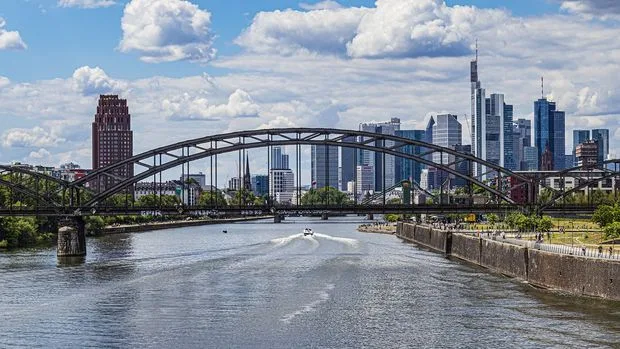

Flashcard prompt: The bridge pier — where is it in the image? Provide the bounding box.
[57,217,86,257]
[367,214,374,220]
[274,214,284,223]
[321,213,329,220]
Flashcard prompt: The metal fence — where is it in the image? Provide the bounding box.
[494,235,620,261]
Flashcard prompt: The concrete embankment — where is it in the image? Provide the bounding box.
[396,222,620,301]
[102,216,272,235]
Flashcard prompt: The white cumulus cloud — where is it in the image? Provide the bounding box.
[28,148,52,160]
[0,76,10,88]
[236,7,368,56]
[299,1,343,10]
[559,0,620,19]
[163,89,260,121]
[58,0,116,8]
[119,0,216,63]
[2,127,66,148]
[0,17,27,50]
[237,0,508,58]
[72,66,122,96]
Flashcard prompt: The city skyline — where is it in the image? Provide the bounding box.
[1,0,619,185]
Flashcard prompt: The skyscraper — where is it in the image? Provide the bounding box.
[572,130,590,166]
[534,97,565,170]
[271,146,289,169]
[92,95,133,192]
[503,103,515,170]
[513,119,532,170]
[311,145,338,189]
[358,118,400,191]
[394,129,426,185]
[340,136,357,191]
[470,49,486,177]
[432,114,462,188]
[485,94,504,167]
[591,129,609,165]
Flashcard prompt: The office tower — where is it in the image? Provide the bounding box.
[311,144,338,189]
[572,130,590,166]
[513,119,532,170]
[356,165,375,195]
[91,95,133,192]
[484,94,504,167]
[183,173,206,190]
[534,97,566,170]
[358,118,400,191]
[503,103,515,170]
[432,114,462,188]
[340,136,357,191]
[251,174,269,196]
[471,49,486,177]
[576,140,599,167]
[395,129,425,185]
[452,144,472,188]
[269,169,294,204]
[591,129,609,165]
[522,146,538,171]
[432,114,462,164]
[271,146,289,169]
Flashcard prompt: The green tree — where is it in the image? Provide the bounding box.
[384,214,400,223]
[537,216,554,232]
[487,213,499,227]
[592,204,619,228]
[198,190,228,207]
[229,189,263,206]
[301,187,350,206]
[136,194,180,207]
[603,222,620,240]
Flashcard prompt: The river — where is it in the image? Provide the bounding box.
[1,217,619,348]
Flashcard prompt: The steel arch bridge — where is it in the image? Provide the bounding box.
[0,128,619,216]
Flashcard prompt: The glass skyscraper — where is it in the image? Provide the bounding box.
[394,129,425,186]
[311,145,339,189]
[591,129,609,165]
[534,98,565,170]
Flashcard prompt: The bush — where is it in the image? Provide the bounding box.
[0,240,7,248]
[603,222,620,240]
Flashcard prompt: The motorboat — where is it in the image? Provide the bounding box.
[303,228,314,236]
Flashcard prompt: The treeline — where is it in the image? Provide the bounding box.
[592,204,620,240]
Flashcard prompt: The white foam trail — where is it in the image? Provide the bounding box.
[280,283,335,324]
[270,233,303,247]
[313,233,359,248]
[302,235,320,247]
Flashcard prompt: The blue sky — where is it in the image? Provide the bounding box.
[1,0,563,82]
[0,0,619,183]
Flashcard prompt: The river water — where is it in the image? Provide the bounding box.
[1,217,619,348]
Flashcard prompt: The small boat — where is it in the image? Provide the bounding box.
[222,230,228,234]
[303,228,314,236]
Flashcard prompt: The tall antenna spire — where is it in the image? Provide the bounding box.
[541,76,544,99]
[475,38,478,62]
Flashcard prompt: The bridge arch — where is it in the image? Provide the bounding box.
[69,128,534,207]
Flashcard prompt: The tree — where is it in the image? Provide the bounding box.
[199,191,228,207]
[537,216,553,232]
[384,214,400,223]
[487,214,499,227]
[136,194,180,207]
[603,222,620,240]
[592,204,618,228]
[301,187,350,205]
[229,189,263,206]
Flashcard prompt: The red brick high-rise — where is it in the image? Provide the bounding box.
[92,95,133,192]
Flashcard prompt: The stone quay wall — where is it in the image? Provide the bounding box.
[396,223,620,301]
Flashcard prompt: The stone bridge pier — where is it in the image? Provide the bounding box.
[57,217,86,257]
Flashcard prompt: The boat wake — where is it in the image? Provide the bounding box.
[270,232,358,249]
[313,233,359,248]
[280,283,335,324]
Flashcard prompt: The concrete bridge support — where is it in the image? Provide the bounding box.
[321,213,329,220]
[274,214,284,223]
[57,217,86,257]
[367,214,374,220]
